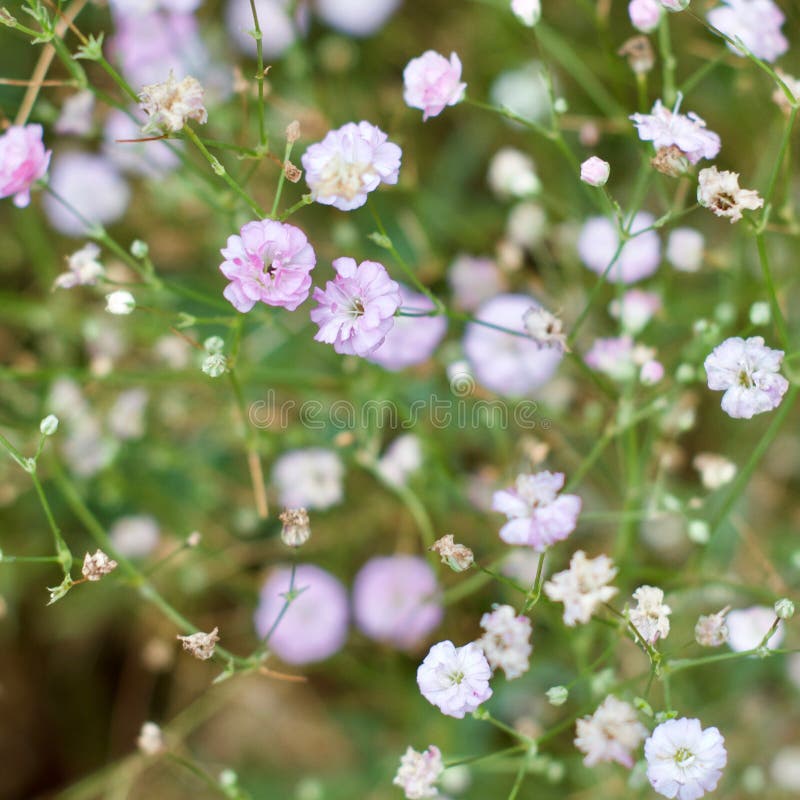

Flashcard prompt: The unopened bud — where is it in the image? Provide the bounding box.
[546,685,569,706]
[202,353,228,378]
[39,414,59,436]
[775,598,795,619]
[130,239,149,259]
[286,120,301,143]
[137,721,165,755]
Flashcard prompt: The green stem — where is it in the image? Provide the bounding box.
[754,232,790,349]
[658,13,677,107]
[30,470,72,575]
[248,0,268,149]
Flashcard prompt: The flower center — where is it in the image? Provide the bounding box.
[319,156,371,201]
[448,670,465,685]
[673,747,695,768]
[738,369,753,388]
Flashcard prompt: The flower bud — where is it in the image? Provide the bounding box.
[202,353,228,378]
[580,156,610,187]
[130,239,149,259]
[545,685,569,706]
[775,598,795,619]
[105,290,135,315]
[39,414,59,436]
[203,335,225,354]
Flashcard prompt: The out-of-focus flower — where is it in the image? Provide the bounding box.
[774,598,795,620]
[311,257,401,356]
[226,0,304,58]
[771,747,800,792]
[108,388,148,440]
[39,415,59,436]
[640,359,665,385]
[492,471,581,550]
[695,608,730,646]
[609,289,661,334]
[430,535,474,572]
[315,0,400,36]
[487,148,540,198]
[105,290,136,315]
[630,99,720,164]
[254,564,349,664]
[137,722,165,755]
[448,254,506,311]
[697,166,763,223]
[490,61,550,124]
[544,550,618,626]
[463,294,564,396]
[43,152,130,237]
[219,219,316,312]
[374,434,423,487]
[279,508,311,547]
[417,640,493,718]
[272,448,345,510]
[104,108,181,178]
[353,555,443,649]
[0,124,51,208]
[666,228,704,272]
[302,121,401,211]
[645,718,727,800]
[629,0,662,31]
[726,606,784,652]
[628,585,671,644]
[478,604,533,679]
[704,336,788,419]
[506,201,547,250]
[177,627,219,660]
[546,685,569,705]
[585,336,636,381]
[54,243,105,289]
[522,307,569,352]
[403,51,466,121]
[55,91,95,136]
[772,70,800,116]
[393,745,443,800]
[659,0,690,10]
[618,35,656,74]
[577,213,661,284]
[580,156,610,187]
[575,696,647,767]
[367,286,446,371]
[693,453,736,489]
[707,0,787,63]
[511,0,541,26]
[110,515,160,558]
[139,72,207,133]
[81,550,118,581]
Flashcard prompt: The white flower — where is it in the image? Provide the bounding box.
[697,166,763,223]
[55,90,95,136]
[666,228,704,272]
[645,718,727,800]
[726,605,784,652]
[477,604,533,680]
[39,414,59,436]
[692,453,736,490]
[177,627,219,660]
[544,550,618,626]
[628,585,672,644]
[137,721,164,756]
[110,515,160,558]
[417,640,493,718]
[487,147,540,198]
[575,695,648,767]
[393,745,443,799]
[54,243,105,289]
[694,608,729,647]
[138,72,207,133]
[272,448,345,510]
[522,307,569,352]
[704,336,788,419]
[511,0,541,26]
[375,434,423,488]
[105,290,135,315]
[81,549,118,581]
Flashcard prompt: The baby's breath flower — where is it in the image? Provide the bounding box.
[137,721,165,756]
[105,290,135,315]
[81,549,118,581]
[286,120,301,143]
[546,685,569,706]
[628,585,672,644]
[39,414,59,436]
[580,156,610,187]
[695,608,730,647]
[772,70,800,116]
[697,166,763,223]
[544,550,618,626]
[139,72,207,133]
[522,307,569,352]
[177,627,219,660]
[201,353,228,378]
[774,598,795,620]
[54,243,105,289]
[393,745,443,799]
[279,507,311,547]
[575,695,647,767]
[478,604,533,680]
[511,0,541,27]
[693,452,736,490]
[749,301,771,326]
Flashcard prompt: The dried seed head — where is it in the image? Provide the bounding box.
[279,508,311,547]
[286,120,301,143]
[81,549,118,581]
[618,36,655,74]
[430,534,474,572]
[651,145,690,177]
[284,160,302,183]
[177,627,219,660]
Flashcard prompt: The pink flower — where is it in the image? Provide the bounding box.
[301,121,401,211]
[707,0,787,63]
[366,285,447,370]
[219,219,316,312]
[448,254,506,311]
[609,289,662,334]
[311,257,401,356]
[630,99,721,164]
[0,125,51,208]
[492,471,582,551]
[629,0,662,31]
[403,51,466,121]
[254,564,349,664]
[580,156,610,186]
[417,640,493,718]
[585,336,637,381]
[640,359,665,385]
[704,336,788,419]
[353,556,443,650]
[726,606,784,652]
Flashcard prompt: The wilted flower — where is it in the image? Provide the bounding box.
[0,124,51,208]
[707,0,787,63]
[618,35,655,74]
[651,145,690,177]
[697,166,763,223]
[628,585,672,644]
[279,508,311,547]
[478,604,533,680]
[430,535,474,572]
[54,243,105,289]
[522,307,569,352]
[139,72,207,133]
[177,627,219,660]
[81,549,118,581]
[403,51,466,121]
[393,745,443,799]
[695,608,730,647]
[544,550,618,626]
[630,99,720,164]
[575,695,647,767]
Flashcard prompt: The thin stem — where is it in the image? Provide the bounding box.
[248,0,267,149]
[754,232,790,349]
[658,13,677,107]
[522,552,547,612]
[30,470,72,575]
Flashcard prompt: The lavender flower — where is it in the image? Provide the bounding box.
[707,0,788,63]
[403,51,466,121]
[0,124,51,208]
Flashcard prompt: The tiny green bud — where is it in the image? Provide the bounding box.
[130,239,149,259]
[545,685,568,706]
[687,519,710,544]
[675,363,696,383]
[749,301,770,326]
[39,414,59,436]
[203,335,225,354]
[774,598,795,619]
[633,697,654,717]
[202,353,228,378]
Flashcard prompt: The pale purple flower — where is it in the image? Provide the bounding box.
[403,51,466,121]
[640,359,665,385]
[575,695,648,767]
[43,152,130,237]
[544,550,618,626]
[666,228,704,272]
[707,0,788,63]
[311,257,401,357]
[448,254,506,311]
[645,718,727,800]
[478,604,533,679]
[301,121,401,211]
[580,156,610,187]
[0,124,51,208]
[254,564,349,664]
[366,285,446,370]
[272,447,344,510]
[585,336,637,381]
[726,605,784,652]
[704,336,788,419]
[394,745,443,800]
[353,555,443,650]
[630,99,721,164]
[417,640,493,718]
[609,289,662,334]
[374,434,423,487]
[629,0,662,31]
[492,471,581,551]
[577,213,661,284]
[315,0,400,36]
[463,294,564,396]
[219,219,316,312]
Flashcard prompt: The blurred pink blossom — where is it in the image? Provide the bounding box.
[403,51,466,121]
[0,125,51,208]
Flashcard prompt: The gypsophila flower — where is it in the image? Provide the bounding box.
[393,745,443,799]
[448,254,506,311]
[707,0,787,63]
[704,336,788,419]
[695,608,730,647]
[578,213,661,284]
[544,550,618,626]
[630,99,720,164]
[301,121,401,211]
[177,627,219,660]
[478,604,533,680]
[692,453,736,490]
[645,718,727,800]
[628,585,672,644]
[0,124,51,208]
[774,598,795,620]
[201,353,228,377]
[137,721,164,756]
[81,549,118,581]
[580,156,610,187]
[55,90,95,136]
[138,71,207,133]
[749,301,771,326]
[629,0,662,31]
[619,35,656,74]
[772,70,800,116]
[403,51,466,121]
[610,289,661,334]
[697,166,763,223]
[39,415,59,436]
[430,535,475,572]
[105,290,136,315]
[54,243,105,289]
[279,508,311,547]
[522,306,569,352]
[374,433,423,487]
[640,359,665,385]
[272,448,344,510]
[487,147,541,198]
[666,228,704,272]
[511,0,541,26]
[311,257,401,357]
[219,219,317,312]
[492,471,581,550]
[417,640,493,718]
[726,605,784,652]
[585,335,637,381]
[575,696,648,768]
[546,685,569,705]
